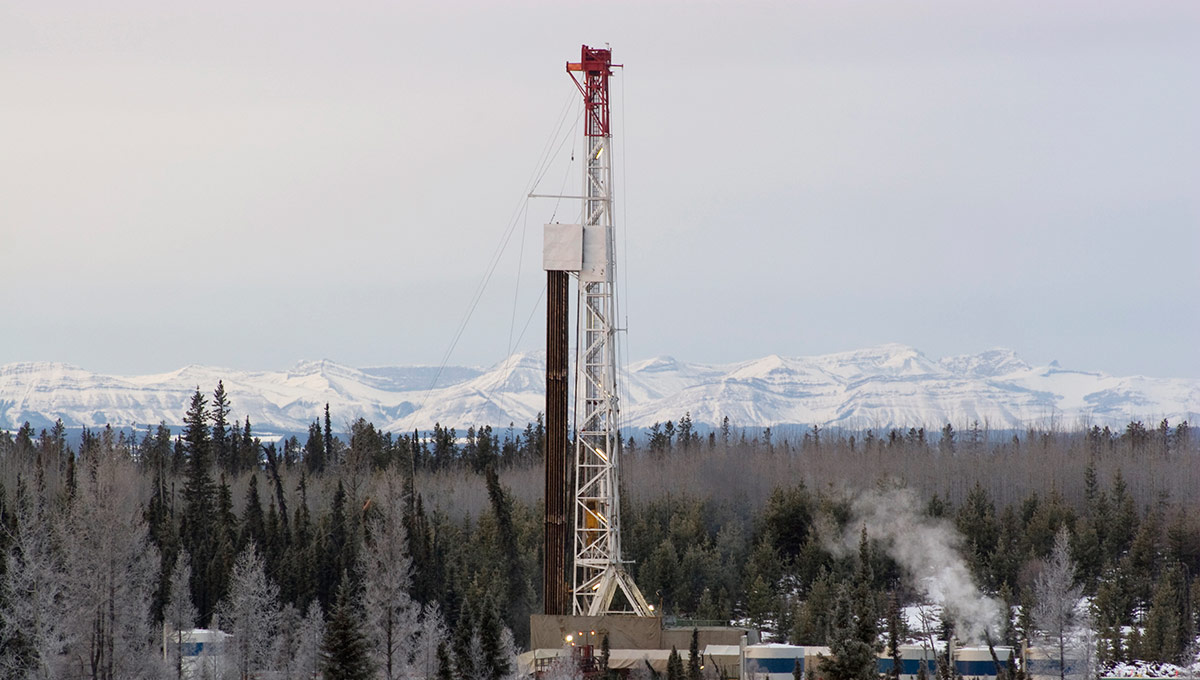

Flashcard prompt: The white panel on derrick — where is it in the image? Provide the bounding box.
[543,223,583,271]
[580,224,610,282]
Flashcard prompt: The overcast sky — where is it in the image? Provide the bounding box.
[3,1,1197,379]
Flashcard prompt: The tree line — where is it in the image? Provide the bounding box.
[0,386,1196,679]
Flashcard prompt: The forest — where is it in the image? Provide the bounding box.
[0,381,1197,680]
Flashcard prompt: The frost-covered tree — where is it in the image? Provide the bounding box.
[412,602,448,679]
[298,600,327,678]
[220,546,280,680]
[164,558,198,680]
[0,481,70,680]
[1074,609,1100,680]
[1033,528,1083,680]
[362,469,420,680]
[273,604,303,680]
[540,646,583,680]
[273,601,324,680]
[62,449,163,680]
[498,627,521,680]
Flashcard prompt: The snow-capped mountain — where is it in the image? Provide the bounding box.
[0,345,1196,434]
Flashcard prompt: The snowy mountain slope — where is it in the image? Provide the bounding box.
[1,346,1196,433]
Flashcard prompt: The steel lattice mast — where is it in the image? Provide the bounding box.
[567,45,652,617]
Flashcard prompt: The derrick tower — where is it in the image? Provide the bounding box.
[542,44,651,618]
[567,44,651,617]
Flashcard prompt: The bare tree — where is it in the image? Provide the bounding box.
[275,599,324,680]
[1075,609,1099,680]
[296,600,326,679]
[164,558,198,680]
[0,483,71,680]
[1033,528,1083,680]
[219,546,280,680]
[63,451,163,680]
[540,647,583,680]
[362,468,420,680]
[412,601,448,679]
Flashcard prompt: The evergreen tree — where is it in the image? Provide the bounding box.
[240,417,256,471]
[821,584,877,680]
[1093,565,1130,663]
[452,597,476,679]
[667,646,684,680]
[146,442,179,625]
[211,380,231,472]
[688,628,702,680]
[1104,471,1137,558]
[435,639,454,680]
[485,464,529,641]
[305,421,326,473]
[240,474,266,552]
[325,404,335,466]
[1142,562,1186,663]
[287,472,318,609]
[957,483,999,586]
[477,595,511,680]
[939,424,955,454]
[322,575,375,680]
[794,568,839,645]
[320,479,355,609]
[886,592,903,680]
[180,388,219,625]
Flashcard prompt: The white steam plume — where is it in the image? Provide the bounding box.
[827,486,1001,644]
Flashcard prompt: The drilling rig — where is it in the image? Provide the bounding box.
[530,44,755,672]
[542,44,651,619]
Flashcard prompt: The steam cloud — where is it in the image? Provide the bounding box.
[827,487,1001,644]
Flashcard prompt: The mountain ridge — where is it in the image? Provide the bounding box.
[1,345,1196,434]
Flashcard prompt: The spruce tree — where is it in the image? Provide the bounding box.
[211,380,231,472]
[180,388,218,624]
[322,575,375,680]
[288,472,318,609]
[240,417,255,471]
[667,646,684,680]
[435,640,454,680]
[886,592,902,680]
[477,596,511,680]
[320,479,353,609]
[821,584,877,680]
[240,474,266,552]
[452,597,476,679]
[324,404,335,466]
[688,628,702,680]
[305,421,325,473]
[485,465,528,640]
[1143,563,1186,663]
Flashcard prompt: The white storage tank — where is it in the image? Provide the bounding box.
[1024,646,1079,680]
[877,644,939,680]
[743,644,822,680]
[954,646,1013,680]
